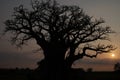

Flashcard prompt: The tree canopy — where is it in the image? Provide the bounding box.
[4,0,114,57]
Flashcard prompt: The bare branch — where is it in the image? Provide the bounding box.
[80,44,115,58]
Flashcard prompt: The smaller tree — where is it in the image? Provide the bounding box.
[87,68,93,72]
[114,62,120,72]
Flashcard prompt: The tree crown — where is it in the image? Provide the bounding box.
[3,0,115,58]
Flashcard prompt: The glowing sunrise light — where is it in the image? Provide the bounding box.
[111,54,115,57]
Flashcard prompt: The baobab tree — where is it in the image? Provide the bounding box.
[3,0,115,80]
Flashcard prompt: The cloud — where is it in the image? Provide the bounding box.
[76,57,120,65]
[72,57,120,71]
[0,51,43,69]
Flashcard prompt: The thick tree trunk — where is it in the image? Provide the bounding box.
[44,58,65,80]
[42,46,66,80]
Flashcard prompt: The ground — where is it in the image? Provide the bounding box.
[0,69,120,80]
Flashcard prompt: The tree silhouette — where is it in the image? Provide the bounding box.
[3,0,115,80]
[87,68,93,72]
[114,62,120,72]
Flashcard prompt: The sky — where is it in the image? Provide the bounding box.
[0,0,120,71]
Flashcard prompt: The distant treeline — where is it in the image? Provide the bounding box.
[0,68,32,75]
